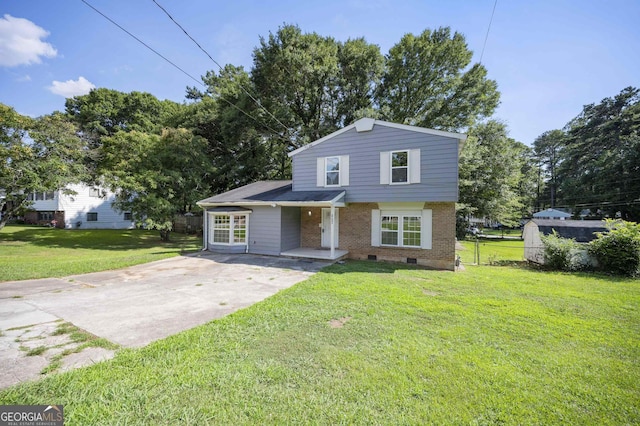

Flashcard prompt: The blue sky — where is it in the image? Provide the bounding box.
[1,0,638,145]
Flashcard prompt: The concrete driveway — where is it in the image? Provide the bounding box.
[0,252,330,389]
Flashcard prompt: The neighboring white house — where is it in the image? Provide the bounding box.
[532,208,572,220]
[524,219,607,264]
[24,183,134,229]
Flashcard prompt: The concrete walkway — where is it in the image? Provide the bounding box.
[0,252,330,389]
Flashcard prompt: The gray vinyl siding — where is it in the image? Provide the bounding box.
[292,126,459,202]
[207,243,246,254]
[280,207,301,251]
[247,206,283,255]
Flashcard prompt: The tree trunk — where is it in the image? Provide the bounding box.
[160,229,171,242]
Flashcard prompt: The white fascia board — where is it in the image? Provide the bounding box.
[287,119,467,158]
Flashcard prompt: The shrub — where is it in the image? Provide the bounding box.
[541,231,580,271]
[589,220,640,277]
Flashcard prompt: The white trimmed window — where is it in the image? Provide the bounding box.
[89,188,100,197]
[371,209,432,249]
[87,212,98,222]
[380,149,421,184]
[27,191,55,201]
[317,156,349,187]
[210,213,248,245]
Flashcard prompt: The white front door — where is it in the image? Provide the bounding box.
[321,208,339,248]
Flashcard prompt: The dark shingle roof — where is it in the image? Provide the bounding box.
[532,219,607,243]
[198,180,344,205]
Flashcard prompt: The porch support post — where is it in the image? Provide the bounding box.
[330,204,335,259]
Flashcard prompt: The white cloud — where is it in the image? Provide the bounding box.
[16,74,31,82]
[0,14,57,67]
[48,76,95,98]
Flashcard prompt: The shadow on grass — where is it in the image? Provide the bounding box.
[0,225,200,252]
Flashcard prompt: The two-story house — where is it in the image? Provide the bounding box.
[24,183,134,229]
[197,118,466,270]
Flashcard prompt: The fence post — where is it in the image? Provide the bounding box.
[476,238,480,265]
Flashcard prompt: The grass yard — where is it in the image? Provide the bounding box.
[458,238,525,265]
[0,225,201,281]
[1,261,638,424]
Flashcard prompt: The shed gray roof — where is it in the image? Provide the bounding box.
[533,208,572,218]
[530,219,607,242]
[197,180,345,206]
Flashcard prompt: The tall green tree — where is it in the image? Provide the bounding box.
[251,24,384,151]
[458,120,527,229]
[99,128,213,241]
[377,27,500,131]
[558,87,640,220]
[533,129,565,209]
[0,105,88,229]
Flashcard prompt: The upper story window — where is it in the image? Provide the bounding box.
[317,155,349,187]
[325,157,340,186]
[27,191,55,201]
[89,188,100,197]
[380,149,421,185]
[391,151,409,184]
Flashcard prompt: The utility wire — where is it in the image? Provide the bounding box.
[479,0,498,63]
[80,0,202,87]
[151,0,290,134]
[80,0,284,137]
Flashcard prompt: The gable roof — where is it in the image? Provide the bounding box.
[529,219,607,242]
[288,118,467,158]
[533,208,572,218]
[197,180,345,207]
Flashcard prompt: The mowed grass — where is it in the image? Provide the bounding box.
[1,261,638,424]
[458,238,525,265]
[0,225,201,281]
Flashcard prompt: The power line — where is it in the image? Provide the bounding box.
[80,0,203,87]
[151,0,290,134]
[479,0,498,64]
[80,0,284,137]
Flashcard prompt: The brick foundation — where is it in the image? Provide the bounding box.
[301,202,456,270]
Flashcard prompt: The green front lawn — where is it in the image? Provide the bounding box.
[0,225,201,281]
[1,261,637,424]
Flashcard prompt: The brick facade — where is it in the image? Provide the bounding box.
[300,202,456,270]
[24,210,65,228]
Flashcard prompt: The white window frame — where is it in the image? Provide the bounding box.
[317,155,349,187]
[380,149,421,185]
[380,213,422,248]
[325,156,340,187]
[89,188,100,197]
[371,208,432,249]
[390,150,409,185]
[209,213,249,246]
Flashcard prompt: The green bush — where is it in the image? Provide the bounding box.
[589,220,640,277]
[541,231,580,271]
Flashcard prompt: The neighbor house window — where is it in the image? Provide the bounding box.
[210,213,248,245]
[38,211,54,221]
[391,151,409,183]
[325,157,340,186]
[380,214,421,248]
[124,212,132,220]
[89,188,100,197]
[87,212,98,221]
[28,191,55,201]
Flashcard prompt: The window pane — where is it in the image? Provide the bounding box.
[233,215,247,243]
[326,171,339,186]
[35,192,44,201]
[326,157,340,172]
[87,212,98,221]
[213,230,229,243]
[403,216,421,247]
[381,216,399,245]
[392,168,408,183]
[391,151,408,167]
[45,191,55,200]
